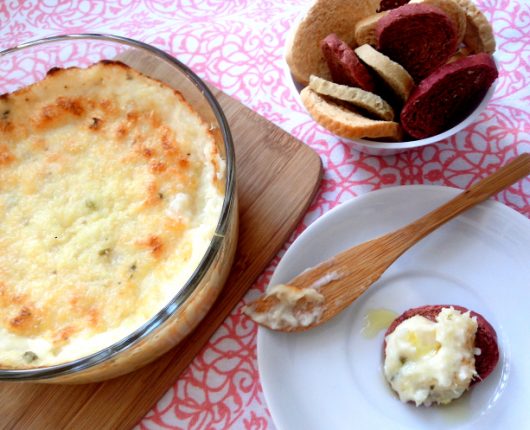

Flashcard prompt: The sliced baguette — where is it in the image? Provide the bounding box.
[309,75,395,121]
[285,0,380,85]
[301,86,402,140]
[376,4,458,81]
[354,11,388,46]
[356,0,466,48]
[400,53,498,139]
[452,0,496,53]
[354,44,415,101]
[410,0,467,45]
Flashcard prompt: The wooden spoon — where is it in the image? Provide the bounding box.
[244,153,530,332]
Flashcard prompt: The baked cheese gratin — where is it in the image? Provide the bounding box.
[0,61,225,368]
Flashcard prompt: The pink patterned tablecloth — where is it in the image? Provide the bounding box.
[1,1,529,429]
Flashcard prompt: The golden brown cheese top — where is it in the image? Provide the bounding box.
[0,61,225,367]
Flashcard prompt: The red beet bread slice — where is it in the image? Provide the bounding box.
[400,53,498,139]
[321,33,376,92]
[378,0,410,12]
[385,304,499,384]
[376,3,457,81]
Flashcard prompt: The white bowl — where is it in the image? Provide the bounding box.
[284,52,498,157]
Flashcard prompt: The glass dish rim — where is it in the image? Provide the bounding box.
[0,33,236,380]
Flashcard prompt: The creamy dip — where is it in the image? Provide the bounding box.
[384,307,480,406]
[244,284,325,330]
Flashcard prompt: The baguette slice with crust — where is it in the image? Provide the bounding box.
[410,0,467,45]
[309,75,395,121]
[376,3,458,81]
[285,0,380,85]
[358,0,466,47]
[320,33,376,92]
[400,53,498,139]
[354,44,415,101]
[374,0,495,53]
[301,87,402,140]
[354,11,389,47]
[453,0,496,53]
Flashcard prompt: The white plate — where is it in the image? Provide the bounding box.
[258,185,530,430]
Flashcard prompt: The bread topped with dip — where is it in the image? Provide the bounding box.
[384,305,499,406]
[0,61,225,368]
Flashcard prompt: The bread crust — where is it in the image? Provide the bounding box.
[320,33,376,92]
[309,75,395,120]
[410,0,467,45]
[354,11,389,47]
[400,53,498,138]
[361,1,467,49]
[300,87,402,140]
[285,0,380,85]
[376,3,458,81]
[354,44,415,101]
[453,0,496,53]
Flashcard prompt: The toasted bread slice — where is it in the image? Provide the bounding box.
[354,44,415,101]
[285,0,380,85]
[354,11,389,46]
[301,87,402,140]
[410,0,467,45]
[359,0,466,48]
[321,33,376,92]
[452,0,495,53]
[376,3,458,81]
[309,75,394,120]
[400,53,498,139]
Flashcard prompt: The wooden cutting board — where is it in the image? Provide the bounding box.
[0,52,322,429]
